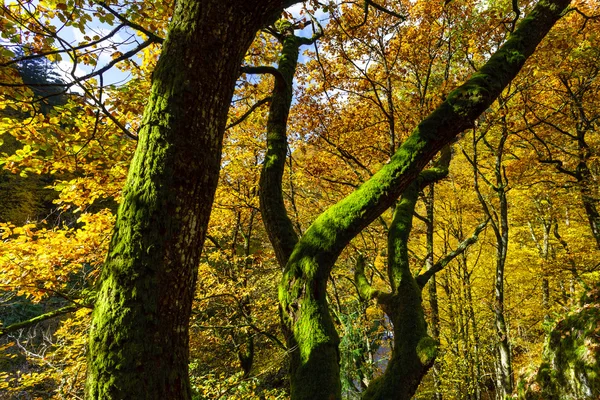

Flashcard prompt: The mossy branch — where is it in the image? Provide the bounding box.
[0,303,81,338]
[260,28,319,267]
[416,218,490,288]
[284,0,571,283]
[354,254,381,300]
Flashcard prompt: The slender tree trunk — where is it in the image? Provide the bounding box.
[494,135,513,400]
[494,195,513,399]
[462,256,482,400]
[425,184,443,400]
[85,2,297,398]
[470,103,513,399]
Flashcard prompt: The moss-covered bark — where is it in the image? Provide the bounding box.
[84,1,302,399]
[252,22,335,399]
[280,1,570,398]
[259,23,309,268]
[519,286,600,400]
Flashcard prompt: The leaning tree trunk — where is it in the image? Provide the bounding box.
[280,1,571,398]
[85,1,299,399]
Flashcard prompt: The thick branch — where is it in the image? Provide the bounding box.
[282,0,571,283]
[388,182,420,291]
[240,65,285,87]
[354,255,380,300]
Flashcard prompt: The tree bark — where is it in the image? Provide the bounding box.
[85,1,300,399]
[258,23,319,268]
[471,114,513,398]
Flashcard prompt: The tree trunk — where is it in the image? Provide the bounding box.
[85,1,297,398]
[361,182,438,400]
[463,256,483,400]
[425,184,443,400]
[470,100,513,399]
[494,133,513,400]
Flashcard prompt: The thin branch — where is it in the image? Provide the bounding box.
[0,24,128,67]
[0,39,155,89]
[297,12,325,45]
[226,97,272,130]
[416,218,489,287]
[351,0,406,29]
[95,1,165,44]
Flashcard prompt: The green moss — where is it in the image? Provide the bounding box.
[417,336,438,365]
[520,286,600,399]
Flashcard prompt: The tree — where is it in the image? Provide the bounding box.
[247,0,574,398]
[281,0,571,397]
[84,1,303,399]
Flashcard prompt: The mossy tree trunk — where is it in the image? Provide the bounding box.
[255,21,321,268]
[84,1,301,399]
[248,18,329,397]
[359,173,444,400]
[279,1,570,398]
[356,151,486,400]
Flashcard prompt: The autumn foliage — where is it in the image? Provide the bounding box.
[0,0,599,398]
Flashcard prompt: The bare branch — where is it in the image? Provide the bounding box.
[240,65,285,85]
[351,0,406,29]
[226,96,272,130]
[416,218,489,287]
